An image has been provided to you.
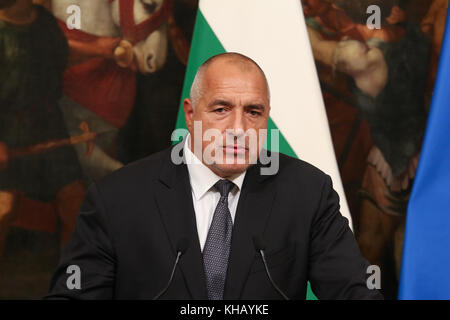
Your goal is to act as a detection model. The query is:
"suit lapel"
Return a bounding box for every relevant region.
[154,146,277,300]
[154,148,208,300]
[224,161,277,299]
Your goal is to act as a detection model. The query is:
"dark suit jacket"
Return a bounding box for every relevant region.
[46,145,382,300]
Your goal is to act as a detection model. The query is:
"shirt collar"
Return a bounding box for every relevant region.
[184,133,246,201]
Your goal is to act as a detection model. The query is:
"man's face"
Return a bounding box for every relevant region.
[184,60,270,178]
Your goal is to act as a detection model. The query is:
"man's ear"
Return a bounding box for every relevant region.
[183,98,194,132]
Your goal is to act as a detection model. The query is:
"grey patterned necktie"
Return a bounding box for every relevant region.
[203,179,235,300]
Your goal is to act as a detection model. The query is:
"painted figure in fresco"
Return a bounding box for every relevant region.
[303,0,432,291]
[116,0,195,164]
[0,0,85,258]
[51,0,189,181]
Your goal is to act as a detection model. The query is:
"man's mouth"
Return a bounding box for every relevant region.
[222,145,248,155]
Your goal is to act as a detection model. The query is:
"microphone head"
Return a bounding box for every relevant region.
[253,235,266,251]
[176,238,190,255]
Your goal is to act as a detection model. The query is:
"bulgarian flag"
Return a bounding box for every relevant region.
[175,1,352,299]
[176,0,351,226]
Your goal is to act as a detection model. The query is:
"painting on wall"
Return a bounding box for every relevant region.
[0,0,198,298]
[301,0,448,298]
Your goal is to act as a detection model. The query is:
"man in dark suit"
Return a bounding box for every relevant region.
[46,52,382,300]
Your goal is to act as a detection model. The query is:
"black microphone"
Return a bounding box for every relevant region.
[253,236,290,300]
[153,238,189,300]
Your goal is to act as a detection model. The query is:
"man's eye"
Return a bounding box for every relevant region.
[249,110,261,116]
[214,108,226,113]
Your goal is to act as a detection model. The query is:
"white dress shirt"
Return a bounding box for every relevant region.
[184,134,246,252]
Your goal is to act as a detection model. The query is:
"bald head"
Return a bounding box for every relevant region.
[190,52,270,108]
[183,52,271,177]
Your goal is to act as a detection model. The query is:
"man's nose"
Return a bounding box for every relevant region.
[229,109,246,132]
